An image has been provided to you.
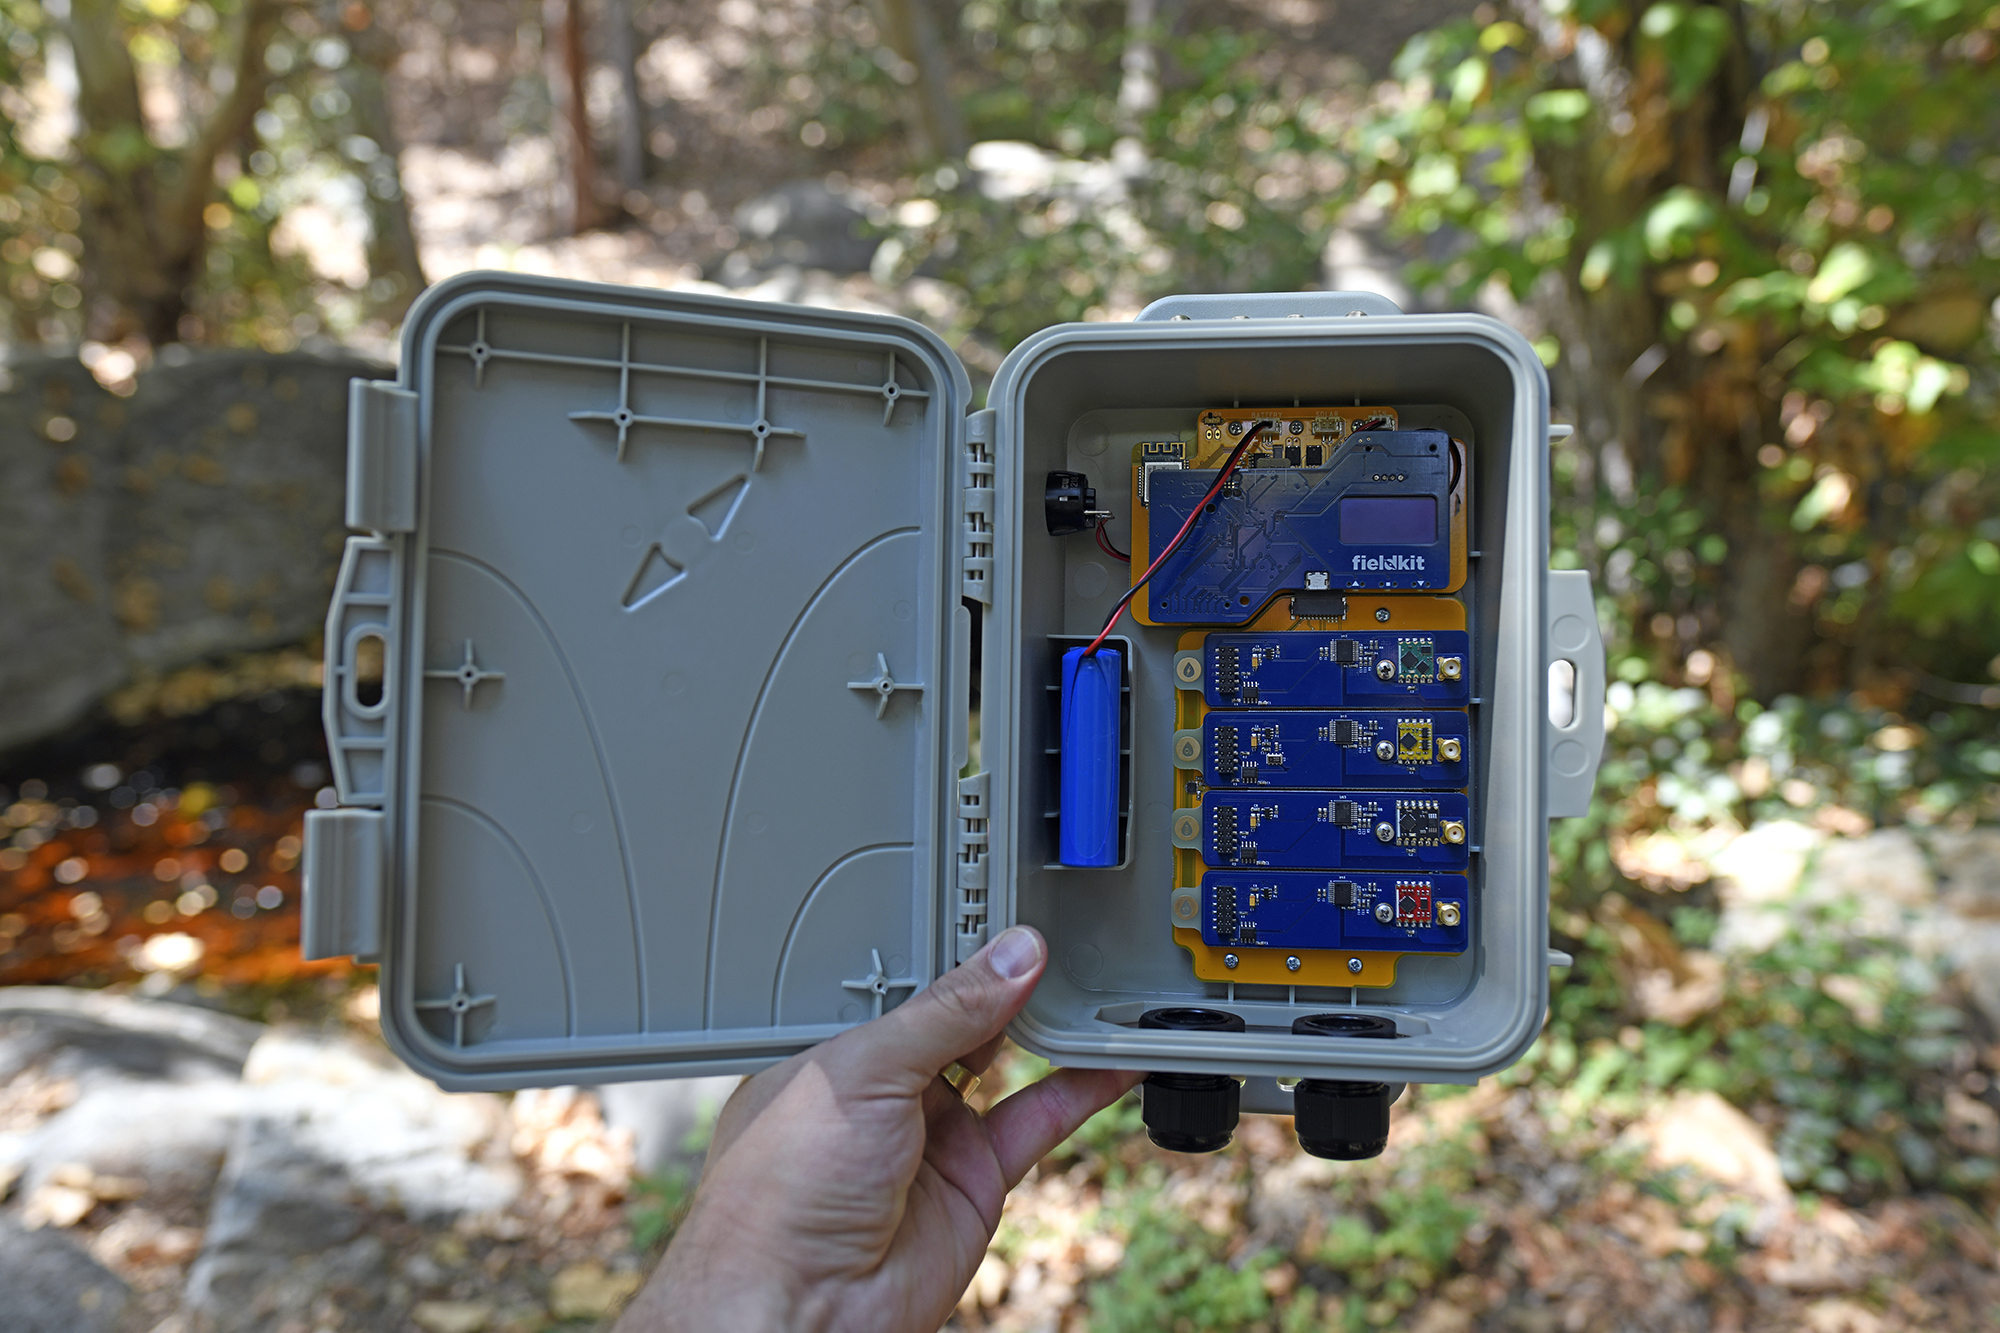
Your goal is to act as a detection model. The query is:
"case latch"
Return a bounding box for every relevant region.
[347,379,419,533]
[300,807,384,961]
[961,409,996,605]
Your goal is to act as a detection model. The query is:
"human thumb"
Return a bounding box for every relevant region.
[839,926,1046,1093]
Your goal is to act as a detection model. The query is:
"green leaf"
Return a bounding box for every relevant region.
[1643,187,1716,259]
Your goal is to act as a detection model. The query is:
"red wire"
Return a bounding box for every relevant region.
[1095,522,1129,562]
[1081,421,1269,658]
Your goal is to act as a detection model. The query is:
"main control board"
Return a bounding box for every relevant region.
[1143,406,1477,989]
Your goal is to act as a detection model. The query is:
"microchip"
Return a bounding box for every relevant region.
[1330,879,1356,907]
[1396,719,1434,764]
[1305,444,1323,467]
[1332,719,1361,747]
[1237,924,1258,945]
[1397,803,1443,843]
[1241,680,1260,703]
[1333,638,1359,665]
[1330,799,1358,828]
[1394,881,1433,926]
[1284,444,1302,467]
[1398,638,1436,681]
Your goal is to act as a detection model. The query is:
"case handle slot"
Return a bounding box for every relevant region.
[322,536,401,806]
[1545,568,1606,818]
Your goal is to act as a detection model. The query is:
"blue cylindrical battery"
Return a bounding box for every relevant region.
[1059,647,1122,867]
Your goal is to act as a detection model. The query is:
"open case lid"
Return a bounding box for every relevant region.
[305,273,977,1089]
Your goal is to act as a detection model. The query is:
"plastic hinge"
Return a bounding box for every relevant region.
[300,807,384,960]
[961,409,996,605]
[347,379,419,533]
[322,535,400,806]
[955,770,991,962]
[1545,568,1607,818]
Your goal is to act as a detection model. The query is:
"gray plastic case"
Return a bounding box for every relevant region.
[303,274,1605,1102]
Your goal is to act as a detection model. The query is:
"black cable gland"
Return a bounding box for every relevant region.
[1290,1013,1397,1161]
[1138,1007,1247,1154]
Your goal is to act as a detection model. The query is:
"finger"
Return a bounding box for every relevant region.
[838,926,1046,1095]
[983,1067,1146,1187]
[958,1032,1008,1080]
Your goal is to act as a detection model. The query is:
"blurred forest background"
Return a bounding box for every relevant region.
[2,1,1999,1330]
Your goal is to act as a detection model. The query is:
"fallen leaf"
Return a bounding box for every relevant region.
[412,1299,495,1333]
[549,1262,643,1321]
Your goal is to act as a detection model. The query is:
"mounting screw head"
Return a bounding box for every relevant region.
[1375,739,1396,761]
[1375,607,1391,623]
[1374,901,1395,924]
[1176,655,1203,684]
[1223,953,1239,969]
[1347,956,1364,974]
[1374,659,1396,681]
[1374,821,1396,843]
[1439,903,1462,927]
[1175,734,1201,764]
[1286,955,1302,972]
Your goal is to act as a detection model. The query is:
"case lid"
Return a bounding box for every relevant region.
[314,273,976,1089]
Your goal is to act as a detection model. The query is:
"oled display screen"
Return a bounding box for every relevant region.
[1340,495,1437,545]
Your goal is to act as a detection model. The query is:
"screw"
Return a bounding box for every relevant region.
[1374,659,1396,681]
[1439,738,1462,762]
[1374,821,1396,843]
[1176,735,1200,763]
[1347,957,1364,974]
[1375,607,1391,622]
[1375,739,1396,761]
[1224,953,1239,969]
[1177,656,1202,683]
[1438,903,1462,927]
[1286,955,1301,972]
[1374,901,1395,923]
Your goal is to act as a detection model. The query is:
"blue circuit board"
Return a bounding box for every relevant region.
[1146,430,1458,624]
[1202,710,1470,788]
[1202,630,1471,708]
[1202,871,1470,952]
[1203,790,1472,872]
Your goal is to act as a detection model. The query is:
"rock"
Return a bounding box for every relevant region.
[180,1030,519,1333]
[594,1076,739,1177]
[548,1261,644,1321]
[412,1300,495,1333]
[0,348,383,755]
[0,988,262,1206]
[0,1213,133,1333]
[1633,1091,1790,1239]
[1709,821,1825,953]
[727,179,881,276]
[1925,829,2000,1029]
[234,1030,520,1218]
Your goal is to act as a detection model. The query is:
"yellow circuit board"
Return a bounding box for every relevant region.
[1168,593,1470,987]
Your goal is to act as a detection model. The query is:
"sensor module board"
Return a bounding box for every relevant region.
[1201,790,1472,873]
[1203,871,1469,952]
[1197,630,1472,707]
[1190,710,1470,788]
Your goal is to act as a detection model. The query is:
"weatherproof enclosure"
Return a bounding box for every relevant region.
[302,274,1604,1108]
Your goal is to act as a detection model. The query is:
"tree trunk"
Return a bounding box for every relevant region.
[341,10,428,320]
[873,0,967,163]
[603,0,648,195]
[544,0,609,234]
[67,0,283,345]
